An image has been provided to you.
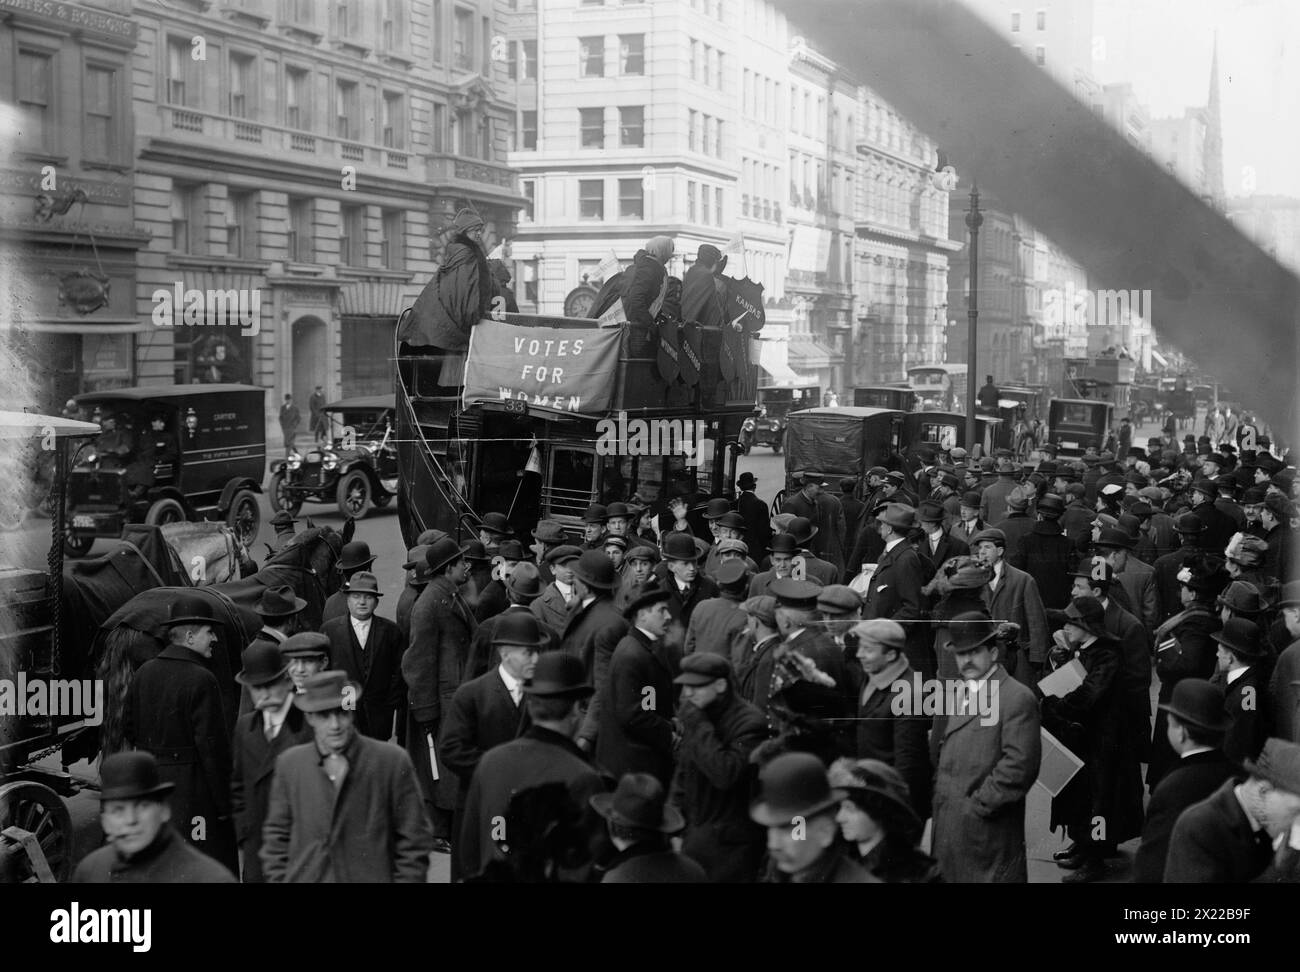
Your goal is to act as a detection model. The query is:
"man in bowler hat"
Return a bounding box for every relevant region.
[322,540,378,623]
[322,571,405,741]
[593,773,706,882]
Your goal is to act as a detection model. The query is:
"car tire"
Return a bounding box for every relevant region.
[145,497,187,527]
[63,531,94,558]
[337,469,371,520]
[269,472,303,516]
[226,488,261,548]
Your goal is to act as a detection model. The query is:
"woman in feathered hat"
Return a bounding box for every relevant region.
[402,207,494,355]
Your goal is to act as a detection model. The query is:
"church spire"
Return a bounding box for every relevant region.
[1203,33,1225,207]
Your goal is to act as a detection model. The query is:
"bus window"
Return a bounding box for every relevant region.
[545,446,596,518]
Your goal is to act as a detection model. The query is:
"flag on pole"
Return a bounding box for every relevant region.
[721,231,747,279]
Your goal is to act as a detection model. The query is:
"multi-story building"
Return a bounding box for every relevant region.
[0,0,146,414]
[854,92,956,385]
[1100,83,1151,151]
[129,0,523,435]
[1148,41,1225,211]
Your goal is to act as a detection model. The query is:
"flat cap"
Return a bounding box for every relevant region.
[674,653,733,686]
[816,585,862,616]
[768,577,822,609]
[740,595,778,627]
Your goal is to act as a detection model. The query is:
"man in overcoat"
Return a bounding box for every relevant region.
[261,671,433,882]
[736,471,772,565]
[124,594,238,872]
[930,612,1042,883]
[972,527,1049,683]
[230,641,312,883]
[322,571,404,741]
[684,559,750,657]
[862,503,931,680]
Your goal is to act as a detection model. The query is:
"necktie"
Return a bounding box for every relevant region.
[510,685,522,707]
[264,719,276,743]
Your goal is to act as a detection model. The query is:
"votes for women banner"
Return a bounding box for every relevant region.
[462,318,623,415]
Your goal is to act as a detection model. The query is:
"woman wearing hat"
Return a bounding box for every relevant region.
[828,758,942,883]
[1149,553,1232,790]
[402,207,494,357]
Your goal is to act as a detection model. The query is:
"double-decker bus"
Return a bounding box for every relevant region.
[906,364,967,413]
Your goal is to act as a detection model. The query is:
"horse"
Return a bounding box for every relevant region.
[158,521,258,585]
[89,521,353,762]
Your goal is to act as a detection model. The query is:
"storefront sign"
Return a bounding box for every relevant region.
[462,319,623,415]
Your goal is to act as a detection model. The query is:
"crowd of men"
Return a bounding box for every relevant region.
[77,428,1300,884]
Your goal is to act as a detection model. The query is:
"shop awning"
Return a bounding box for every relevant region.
[788,339,842,370]
[758,340,804,384]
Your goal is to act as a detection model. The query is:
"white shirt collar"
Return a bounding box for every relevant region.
[635,625,659,642]
[350,615,372,642]
[498,664,522,697]
[884,536,904,553]
[1233,784,1264,832]
[263,691,295,732]
[1179,745,1215,759]
[784,627,806,643]
[1226,665,1250,685]
[581,594,597,609]
[554,579,573,597]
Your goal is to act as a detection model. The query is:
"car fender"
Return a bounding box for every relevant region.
[340,458,379,484]
[219,477,263,513]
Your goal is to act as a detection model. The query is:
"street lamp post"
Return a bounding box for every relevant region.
[965,184,983,452]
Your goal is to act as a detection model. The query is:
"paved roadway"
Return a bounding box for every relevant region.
[8,415,1176,883]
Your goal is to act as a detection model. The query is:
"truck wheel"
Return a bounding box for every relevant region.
[337,469,371,520]
[145,497,186,526]
[226,489,261,548]
[268,472,304,516]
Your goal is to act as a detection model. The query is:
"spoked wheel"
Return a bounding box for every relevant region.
[63,527,94,558]
[145,497,186,526]
[269,472,303,516]
[336,469,371,520]
[0,781,73,882]
[226,488,261,548]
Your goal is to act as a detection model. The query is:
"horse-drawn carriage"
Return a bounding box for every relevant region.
[1,408,352,882]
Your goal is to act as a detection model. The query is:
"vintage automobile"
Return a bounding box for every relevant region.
[900,411,1002,458]
[781,407,908,499]
[742,384,819,453]
[1048,398,1115,457]
[269,395,398,520]
[852,385,918,411]
[64,385,266,557]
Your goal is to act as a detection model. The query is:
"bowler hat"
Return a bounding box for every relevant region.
[293,670,358,713]
[505,562,542,599]
[1217,580,1267,618]
[1037,493,1065,516]
[99,751,175,802]
[1064,595,1109,639]
[715,559,751,591]
[254,585,308,618]
[943,611,1000,652]
[621,581,673,620]
[816,584,861,617]
[1242,738,1300,796]
[847,618,905,651]
[462,537,491,561]
[572,550,617,590]
[1157,678,1229,733]
[522,651,594,698]
[403,545,430,571]
[960,491,983,509]
[532,519,568,544]
[740,595,778,628]
[581,503,608,524]
[235,641,289,687]
[1093,528,1135,550]
[425,537,466,573]
[591,773,685,835]
[280,631,331,659]
[1068,556,1113,588]
[544,544,582,566]
[1275,580,1300,609]
[768,534,798,556]
[969,528,1006,548]
[749,752,845,826]
[662,532,701,562]
[1212,617,1269,660]
[703,498,732,520]
[917,500,946,523]
[417,528,448,546]
[785,516,819,546]
[493,611,546,648]
[714,511,747,533]
[769,577,822,609]
[737,472,757,490]
[343,571,384,596]
[1174,512,1206,534]
[674,652,733,686]
[497,539,525,561]
[876,503,915,531]
[160,592,222,628]
[603,502,632,522]
[271,510,296,529]
[476,511,512,537]
[337,540,376,572]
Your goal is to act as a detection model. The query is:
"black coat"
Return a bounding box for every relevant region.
[124,643,237,873]
[1131,749,1233,883]
[595,627,680,785]
[1190,499,1237,556]
[664,575,720,628]
[1149,605,1221,788]
[466,605,558,682]
[780,489,847,574]
[322,614,405,741]
[736,490,772,565]
[459,726,606,880]
[563,595,630,749]
[862,540,931,679]
[1009,522,1076,609]
[855,660,932,819]
[992,512,1035,562]
[230,705,313,883]
[668,691,768,882]
[914,531,970,586]
[71,825,236,884]
[1164,778,1274,882]
[600,841,708,883]
[1153,544,1204,623]
[1211,666,1272,767]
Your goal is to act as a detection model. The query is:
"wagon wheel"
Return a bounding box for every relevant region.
[0,781,73,882]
